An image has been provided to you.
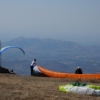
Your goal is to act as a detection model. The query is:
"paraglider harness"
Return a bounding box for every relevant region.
[75,68,83,74]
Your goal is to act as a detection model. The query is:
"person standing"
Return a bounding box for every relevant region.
[30,59,36,76]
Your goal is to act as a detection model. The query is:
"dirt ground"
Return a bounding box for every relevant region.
[0,74,100,100]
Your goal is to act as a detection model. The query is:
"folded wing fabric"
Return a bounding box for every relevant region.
[59,82,100,95]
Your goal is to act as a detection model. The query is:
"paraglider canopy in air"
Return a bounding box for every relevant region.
[0,46,25,55]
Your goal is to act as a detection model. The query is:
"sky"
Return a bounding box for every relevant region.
[0,0,100,45]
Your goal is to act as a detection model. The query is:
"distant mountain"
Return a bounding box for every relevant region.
[2,37,82,53]
[1,37,100,75]
[2,37,100,54]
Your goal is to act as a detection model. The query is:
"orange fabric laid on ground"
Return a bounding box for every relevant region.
[38,66,100,79]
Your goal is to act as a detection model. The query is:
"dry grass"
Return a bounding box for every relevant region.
[0,74,100,100]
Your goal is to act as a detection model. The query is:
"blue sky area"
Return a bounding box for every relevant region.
[0,0,100,45]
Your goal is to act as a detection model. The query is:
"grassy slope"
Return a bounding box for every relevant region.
[0,74,100,100]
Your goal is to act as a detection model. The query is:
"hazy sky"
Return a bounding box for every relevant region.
[0,0,100,45]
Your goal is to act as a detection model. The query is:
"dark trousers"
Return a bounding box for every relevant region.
[30,66,33,76]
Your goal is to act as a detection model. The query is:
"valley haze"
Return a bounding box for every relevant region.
[0,37,100,76]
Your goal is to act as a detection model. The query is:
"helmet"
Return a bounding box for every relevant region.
[77,66,80,69]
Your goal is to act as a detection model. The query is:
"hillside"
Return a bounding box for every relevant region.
[0,66,15,74]
[0,74,100,100]
[1,37,100,75]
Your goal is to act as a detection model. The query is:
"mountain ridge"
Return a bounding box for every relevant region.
[1,37,100,75]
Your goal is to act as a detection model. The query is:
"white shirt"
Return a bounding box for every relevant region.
[31,61,36,67]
